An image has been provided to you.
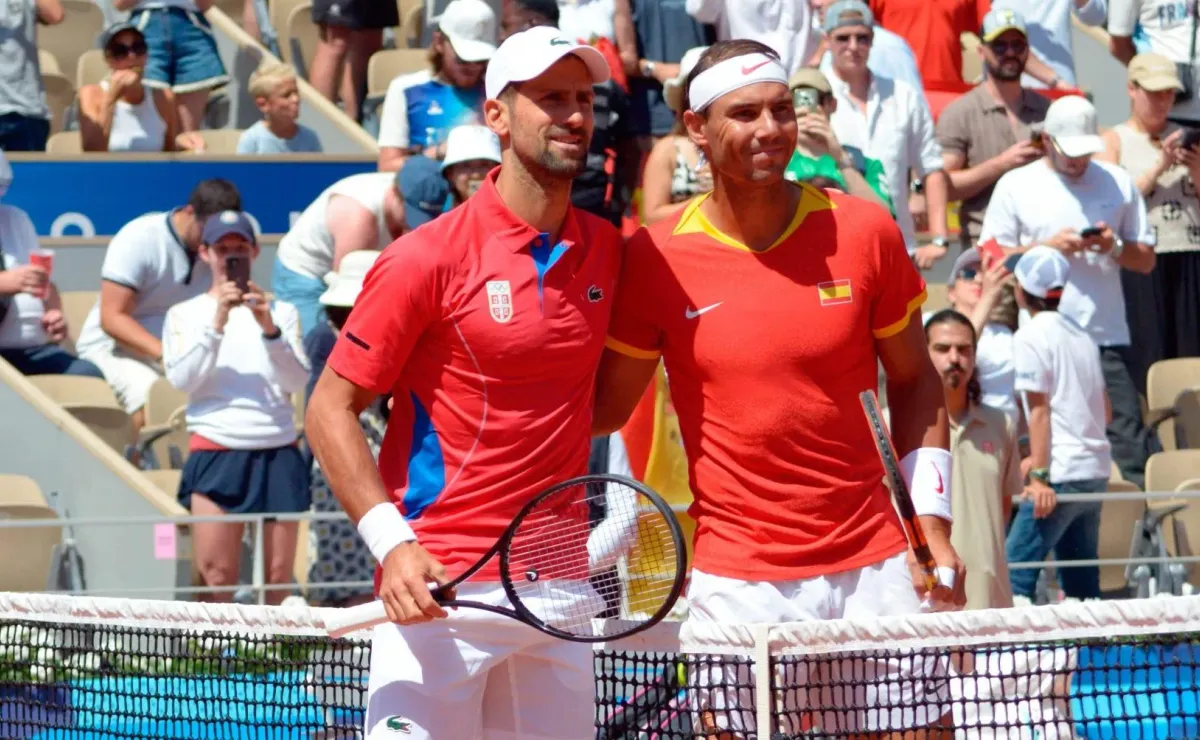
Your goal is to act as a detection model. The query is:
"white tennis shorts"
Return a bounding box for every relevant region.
[686,551,952,735]
[364,582,598,740]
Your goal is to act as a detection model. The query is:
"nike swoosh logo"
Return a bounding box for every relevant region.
[741,60,771,75]
[934,468,944,495]
[685,302,723,319]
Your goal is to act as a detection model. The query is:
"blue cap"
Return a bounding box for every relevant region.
[397,155,452,229]
[823,0,874,33]
[203,210,256,245]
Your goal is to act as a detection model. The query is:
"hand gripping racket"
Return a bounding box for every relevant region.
[323,474,687,642]
[859,390,951,598]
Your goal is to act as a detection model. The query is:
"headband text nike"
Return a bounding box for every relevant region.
[687,53,789,113]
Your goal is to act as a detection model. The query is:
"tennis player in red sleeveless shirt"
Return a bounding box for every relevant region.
[594,40,967,737]
[306,27,620,740]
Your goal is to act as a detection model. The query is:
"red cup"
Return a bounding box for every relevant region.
[29,249,53,299]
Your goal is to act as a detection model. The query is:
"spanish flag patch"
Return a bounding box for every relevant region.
[817,279,853,306]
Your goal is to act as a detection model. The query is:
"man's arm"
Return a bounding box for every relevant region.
[1075,0,1108,26]
[922,168,950,239]
[326,195,381,272]
[376,84,413,173]
[593,349,658,435]
[99,280,163,360]
[34,0,64,25]
[1106,0,1139,65]
[1023,54,1069,88]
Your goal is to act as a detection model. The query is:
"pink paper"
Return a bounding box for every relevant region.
[153,523,176,560]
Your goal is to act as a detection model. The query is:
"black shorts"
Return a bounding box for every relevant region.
[311,0,399,31]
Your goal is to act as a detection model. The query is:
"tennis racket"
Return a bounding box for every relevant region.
[858,390,947,595]
[323,474,687,642]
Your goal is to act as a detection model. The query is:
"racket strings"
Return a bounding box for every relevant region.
[504,480,681,637]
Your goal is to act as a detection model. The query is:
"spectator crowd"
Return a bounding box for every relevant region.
[3,0,1200,609]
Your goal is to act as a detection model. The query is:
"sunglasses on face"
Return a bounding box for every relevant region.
[958,268,981,281]
[832,32,871,45]
[108,40,148,60]
[989,39,1027,56]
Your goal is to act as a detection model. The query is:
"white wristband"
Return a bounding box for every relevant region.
[357,503,417,564]
[899,447,953,523]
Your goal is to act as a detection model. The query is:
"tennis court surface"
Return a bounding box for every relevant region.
[1,592,1197,739]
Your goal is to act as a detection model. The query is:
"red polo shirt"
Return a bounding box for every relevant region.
[327,168,622,580]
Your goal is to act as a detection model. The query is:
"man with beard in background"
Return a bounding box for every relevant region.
[937,8,1051,252]
[926,309,1019,610]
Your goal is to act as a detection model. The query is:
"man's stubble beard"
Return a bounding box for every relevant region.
[987,60,1023,82]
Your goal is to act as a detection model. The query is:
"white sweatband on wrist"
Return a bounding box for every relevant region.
[687,53,788,112]
[357,503,417,563]
[899,447,954,523]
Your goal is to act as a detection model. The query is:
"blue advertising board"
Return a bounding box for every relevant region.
[7,159,377,237]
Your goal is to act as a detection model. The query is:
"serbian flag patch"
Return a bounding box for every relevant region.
[817,279,853,306]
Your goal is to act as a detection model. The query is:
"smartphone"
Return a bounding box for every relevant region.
[792,87,821,112]
[1079,226,1103,239]
[1183,127,1200,151]
[1003,252,1023,273]
[1029,129,1044,150]
[225,255,250,293]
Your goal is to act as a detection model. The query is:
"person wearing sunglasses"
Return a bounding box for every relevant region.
[77,23,198,153]
[937,9,1050,253]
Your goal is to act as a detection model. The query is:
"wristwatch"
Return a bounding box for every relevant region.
[640,59,657,77]
[1029,468,1051,484]
[931,236,950,249]
[1111,236,1126,259]
[262,327,282,340]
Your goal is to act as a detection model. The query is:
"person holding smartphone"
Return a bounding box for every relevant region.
[784,67,894,212]
[162,210,311,605]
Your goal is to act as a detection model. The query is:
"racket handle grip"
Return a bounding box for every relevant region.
[324,600,388,639]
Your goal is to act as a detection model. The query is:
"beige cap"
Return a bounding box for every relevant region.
[1128,52,1184,92]
[787,67,832,95]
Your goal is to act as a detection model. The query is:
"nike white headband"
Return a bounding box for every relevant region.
[687,53,789,113]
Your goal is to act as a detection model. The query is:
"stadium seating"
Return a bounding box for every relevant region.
[38,0,104,97]
[283,3,320,79]
[363,48,426,133]
[75,49,107,91]
[1144,450,1200,591]
[38,48,61,76]
[1098,480,1144,595]
[26,375,133,457]
[1147,358,1200,451]
[46,130,84,154]
[43,71,75,135]
[138,379,189,470]
[0,475,62,592]
[192,128,246,154]
[924,283,950,314]
[398,0,426,48]
[58,291,97,355]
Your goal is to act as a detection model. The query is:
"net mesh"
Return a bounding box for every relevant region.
[1,593,1198,739]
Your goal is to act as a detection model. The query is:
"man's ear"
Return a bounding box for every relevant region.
[484,96,511,143]
[682,109,708,151]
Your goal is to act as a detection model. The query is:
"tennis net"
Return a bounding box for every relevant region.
[1,593,1198,739]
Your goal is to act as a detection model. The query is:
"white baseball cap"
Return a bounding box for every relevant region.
[320,250,382,307]
[1013,246,1070,299]
[664,45,709,112]
[484,25,611,100]
[441,124,502,170]
[438,0,497,64]
[1043,95,1104,158]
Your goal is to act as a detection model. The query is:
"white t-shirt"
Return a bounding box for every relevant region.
[162,294,310,449]
[977,159,1155,347]
[559,0,616,42]
[0,205,47,350]
[76,212,211,358]
[1013,310,1111,483]
[829,72,944,251]
[1109,0,1200,122]
[276,173,396,281]
[685,0,816,75]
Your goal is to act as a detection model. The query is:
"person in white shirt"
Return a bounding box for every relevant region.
[163,210,310,606]
[1006,246,1112,605]
[823,0,952,266]
[935,247,1020,424]
[685,0,816,75]
[75,179,242,434]
[992,0,1107,89]
[1109,0,1200,124]
[272,171,407,337]
[0,154,102,379]
[811,0,924,92]
[978,95,1157,488]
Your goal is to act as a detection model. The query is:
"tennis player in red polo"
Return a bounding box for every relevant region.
[594,39,967,737]
[305,26,619,740]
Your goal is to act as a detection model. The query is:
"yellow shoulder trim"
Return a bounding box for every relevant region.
[872,290,928,339]
[670,183,835,253]
[605,336,662,360]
